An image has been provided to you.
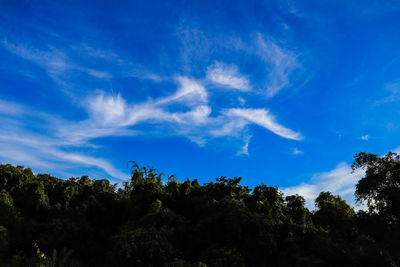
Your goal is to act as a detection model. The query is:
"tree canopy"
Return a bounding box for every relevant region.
[0,152,399,266]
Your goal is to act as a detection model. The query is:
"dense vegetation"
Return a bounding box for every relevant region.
[0,152,399,266]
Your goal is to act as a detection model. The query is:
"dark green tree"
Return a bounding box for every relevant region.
[352,152,400,265]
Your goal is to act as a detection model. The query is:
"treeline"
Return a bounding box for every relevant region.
[0,152,399,266]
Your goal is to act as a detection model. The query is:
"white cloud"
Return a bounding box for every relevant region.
[2,39,69,76]
[73,43,121,62]
[224,108,303,140]
[50,150,127,179]
[209,119,248,137]
[19,86,302,168]
[86,69,112,79]
[84,92,175,130]
[283,147,400,210]
[0,99,129,179]
[89,93,127,125]
[0,36,305,177]
[375,81,400,105]
[0,132,128,180]
[58,126,137,145]
[385,81,400,93]
[156,76,207,107]
[128,71,166,82]
[1,39,115,85]
[237,135,252,156]
[361,134,369,140]
[282,162,365,209]
[256,35,299,97]
[174,105,212,125]
[176,28,303,98]
[0,26,308,181]
[0,99,26,116]
[78,77,213,140]
[206,62,251,91]
[237,97,246,105]
[177,27,212,71]
[292,148,303,155]
[0,143,60,170]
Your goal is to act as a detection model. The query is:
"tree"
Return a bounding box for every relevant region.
[352,152,400,223]
[284,195,311,225]
[1,159,399,266]
[313,192,356,239]
[352,152,400,265]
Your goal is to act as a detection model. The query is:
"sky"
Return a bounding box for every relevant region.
[1,0,400,208]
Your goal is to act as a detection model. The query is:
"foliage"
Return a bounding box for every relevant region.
[0,153,398,266]
[352,152,400,265]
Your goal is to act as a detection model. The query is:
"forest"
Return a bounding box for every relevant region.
[0,152,399,266]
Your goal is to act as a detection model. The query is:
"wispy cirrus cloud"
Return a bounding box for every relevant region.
[156,76,208,106]
[0,92,301,180]
[0,129,128,180]
[1,39,113,85]
[0,99,128,179]
[176,26,303,98]
[375,80,400,105]
[224,108,303,140]
[10,33,302,134]
[361,134,369,140]
[1,39,69,76]
[0,62,303,178]
[80,85,302,143]
[237,135,252,156]
[256,35,300,97]
[206,62,251,91]
[292,147,303,155]
[0,26,305,179]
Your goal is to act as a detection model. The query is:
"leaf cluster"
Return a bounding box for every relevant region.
[0,154,398,266]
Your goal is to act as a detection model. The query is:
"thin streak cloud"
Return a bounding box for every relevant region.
[224,108,303,140]
[206,62,251,91]
[256,35,299,97]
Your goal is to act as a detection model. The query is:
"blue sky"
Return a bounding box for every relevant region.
[1,0,400,207]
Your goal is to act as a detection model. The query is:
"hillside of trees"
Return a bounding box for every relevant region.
[0,152,399,266]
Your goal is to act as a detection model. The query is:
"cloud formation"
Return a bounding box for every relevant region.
[361,134,369,140]
[0,129,128,180]
[0,28,304,180]
[256,35,299,97]
[1,38,115,88]
[80,83,301,145]
[236,135,252,156]
[282,162,364,209]
[224,108,303,140]
[0,62,303,178]
[156,76,208,107]
[292,148,303,155]
[206,62,251,91]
